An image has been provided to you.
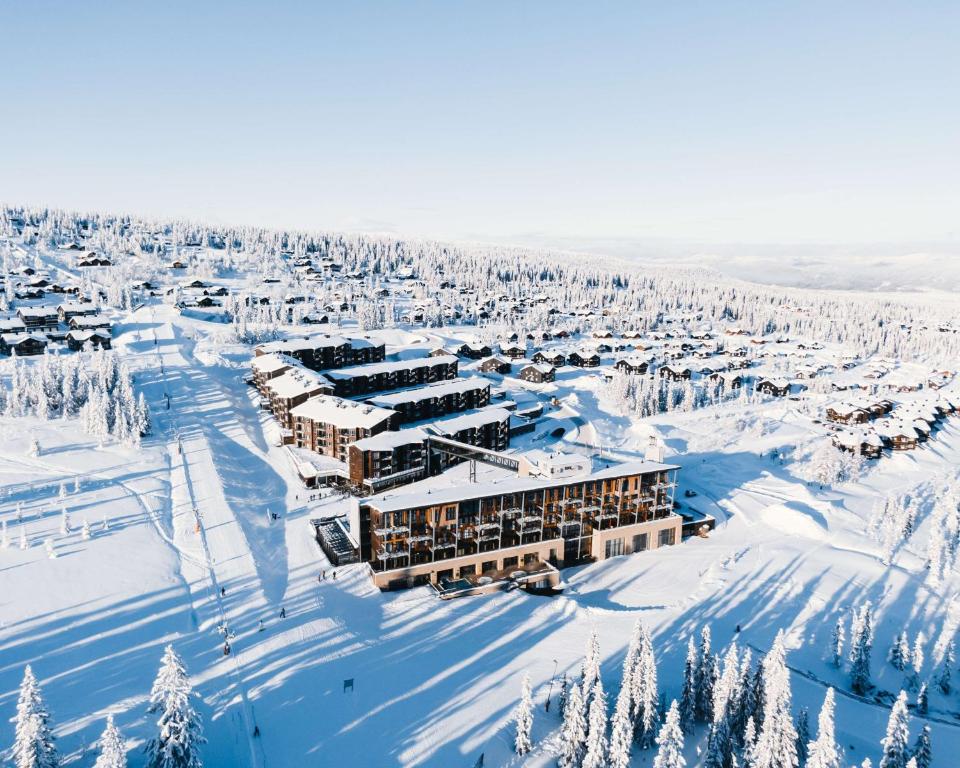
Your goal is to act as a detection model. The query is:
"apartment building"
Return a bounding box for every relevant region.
[291,396,397,463]
[255,334,385,371]
[322,355,459,398]
[354,457,680,590]
[263,368,334,430]
[366,377,490,425]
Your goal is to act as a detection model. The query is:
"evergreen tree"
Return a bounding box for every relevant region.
[93,715,127,768]
[794,708,809,767]
[608,678,633,768]
[11,665,59,768]
[909,725,931,768]
[704,718,733,768]
[830,616,844,669]
[741,717,758,768]
[514,673,533,756]
[937,641,953,695]
[909,634,924,689]
[679,636,697,735]
[753,632,798,768]
[850,604,874,695]
[653,700,686,768]
[695,625,714,722]
[915,683,927,716]
[806,688,840,768]
[581,630,601,708]
[144,645,204,768]
[749,656,766,730]
[878,691,910,768]
[559,682,587,768]
[889,632,909,672]
[582,679,608,768]
[732,649,754,747]
[632,622,660,748]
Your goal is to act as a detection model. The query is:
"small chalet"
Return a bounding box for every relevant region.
[457,342,492,360]
[532,350,566,366]
[709,371,743,389]
[832,431,884,460]
[755,378,790,397]
[498,342,526,360]
[520,364,556,383]
[480,357,512,375]
[17,307,59,330]
[67,330,112,351]
[659,364,692,382]
[614,356,650,375]
[57,302,98,323]
[1,333,48,356]
[567,350,600,368]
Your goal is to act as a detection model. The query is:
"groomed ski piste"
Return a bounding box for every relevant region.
[2,232,960,768]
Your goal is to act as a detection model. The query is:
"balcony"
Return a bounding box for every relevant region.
[374,525,410,538]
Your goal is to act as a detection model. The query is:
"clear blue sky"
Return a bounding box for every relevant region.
[2,1,958,247]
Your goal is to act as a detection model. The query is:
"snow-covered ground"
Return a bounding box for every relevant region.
[1,295,958,767]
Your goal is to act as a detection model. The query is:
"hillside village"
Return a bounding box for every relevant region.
[1,206,960,768]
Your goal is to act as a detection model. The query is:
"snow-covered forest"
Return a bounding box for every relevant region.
[0,204,959,768]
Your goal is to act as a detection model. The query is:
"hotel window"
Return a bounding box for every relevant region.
[658,528,676,547]
[604,538,624,558]
[632,533,648,552]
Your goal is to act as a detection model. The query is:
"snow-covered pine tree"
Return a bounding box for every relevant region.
[742,716,758,768]
[608,677,633,768]
[581,629,600,709]
[937,641,953,694]
[731,648,754,747]
[144,645,204,768]
[513,673,533,756]
[805,688,840,768]
[830,616,844,669]
[915,683,927,716]
[703,717,732,768]
[93,715,127,768]
[1,519,8,548]
[632,621,660,748]
[749,656,766,730]
[11,665,59,768]
[794,708,809,767]
[879,690,910,768]
[753,631,798,768]
[59,508,70,536]
[679,636,697,735]
[653,700,686,768]
[695,625,714,723]
[889,632,910,672]
[582,679,608,768]
[909,633,924,689]
[558,682,587,768]
[909,724,931,768]
[849,603,874,695]
[82,519,91,540]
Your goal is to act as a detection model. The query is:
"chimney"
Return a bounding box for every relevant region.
[644,435,665,463]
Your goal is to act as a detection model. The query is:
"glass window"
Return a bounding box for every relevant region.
[658,528,676,547]
[604,538,624,558]
[632,533,648,552]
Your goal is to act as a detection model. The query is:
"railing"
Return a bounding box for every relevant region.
[374,525,410,538]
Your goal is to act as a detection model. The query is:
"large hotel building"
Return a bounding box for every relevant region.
[351,455,680,591]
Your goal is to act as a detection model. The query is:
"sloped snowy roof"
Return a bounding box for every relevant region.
[323,355,458,380]
[361,458,679,513]
[366,377,489,408]
[290,395,395,428]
